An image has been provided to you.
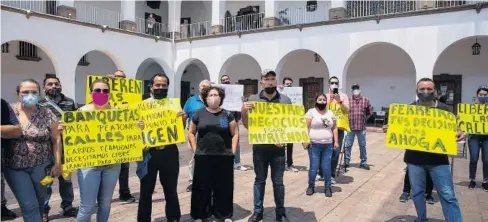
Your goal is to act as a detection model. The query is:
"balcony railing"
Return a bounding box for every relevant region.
[220,13,265,34]
[179,21,211,40]
[2,0,57,15]
[135,17,170,38]
[74,3,121,28]
[277,4,329,26]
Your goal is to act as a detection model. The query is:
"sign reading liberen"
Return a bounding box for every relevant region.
[85,75,143,107]
[328,101,351,132]
[385,103,457,155]
[277,87,303,106]
[62,109,145,171]
[457,103,488,135]
[248,102,310,144]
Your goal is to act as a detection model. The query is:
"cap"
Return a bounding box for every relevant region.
[261,69,277,77]
[352,84,360,90]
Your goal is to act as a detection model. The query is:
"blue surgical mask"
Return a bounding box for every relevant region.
[479,97,488,103]
[22,93,38,107]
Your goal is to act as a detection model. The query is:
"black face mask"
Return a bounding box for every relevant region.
[222,81,230,84]
[46,88,61,97]
[264,86,277,94]
[153,88,168,99]
[316,103,327,110]
[417,92,435,102]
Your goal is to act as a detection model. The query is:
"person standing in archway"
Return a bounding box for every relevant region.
[281,77,299,173]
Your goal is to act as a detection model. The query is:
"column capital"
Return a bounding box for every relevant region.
[120,0,136,31]
[264,0,279,27]
[329,0,347,20]
[57,0,75,19]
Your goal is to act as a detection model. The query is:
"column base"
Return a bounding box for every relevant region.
[329,7,347,20]
[120,20,136,32]
[57,5,76,19]
[210,25,223,34]
[263,17,279,28]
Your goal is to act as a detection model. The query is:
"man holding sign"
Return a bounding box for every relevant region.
[242,69,291,222]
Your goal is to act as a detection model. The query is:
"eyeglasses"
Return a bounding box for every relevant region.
[93,88,110,94]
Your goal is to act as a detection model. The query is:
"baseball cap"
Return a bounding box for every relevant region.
[352,84,360,90]
[261,69,277,77]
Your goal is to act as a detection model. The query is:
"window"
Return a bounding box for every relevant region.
[1,43,9,53]
[307,1,318,12]
[16,41,41,61]
[46,0,57,15]
[78,55,90,66]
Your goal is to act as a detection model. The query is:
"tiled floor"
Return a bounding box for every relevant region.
[4,127,488,221]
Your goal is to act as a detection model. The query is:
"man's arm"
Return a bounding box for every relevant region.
[366,98,374,120]
[1,104,21,138]
[341,93,350,113]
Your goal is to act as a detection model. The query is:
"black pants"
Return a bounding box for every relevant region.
[403,168,433,195]
[119,163,130,196]
[286,143,293,167]
[191,155,234,220]
[137,145,181,222]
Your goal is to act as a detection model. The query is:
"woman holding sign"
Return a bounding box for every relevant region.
[188,86,238,221]
[303,94,339,197]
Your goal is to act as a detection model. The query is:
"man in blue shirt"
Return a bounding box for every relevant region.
[183,79,210,192]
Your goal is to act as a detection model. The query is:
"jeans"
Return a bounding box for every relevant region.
[119,163,131,196]
[286,143,294,167]
[408,164,462,222]
[324,130,344,178]
[252,147,286,216]
[308,143,333,189]
[234,142,241,165]
[3,161,51,222]
[44,175,75,212]
[403,169,433,196]
[344,130,367,165]
[468,135,488,181]
[77,164,121,222]
[1,173,6,206]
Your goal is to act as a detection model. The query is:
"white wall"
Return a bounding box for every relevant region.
[181,1,212,23]
[276,50,329,89]
[345,43,416,111]
[434,36,488,103]
[225,1,265,16]
[220,54,261,84]
[135,0,169,24]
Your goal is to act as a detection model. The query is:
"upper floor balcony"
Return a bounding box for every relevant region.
[2,0,487,42]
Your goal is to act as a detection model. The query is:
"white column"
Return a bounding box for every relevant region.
[168,0,182,32]
[58,0,74,7]
[121,0,136,22]
[264,0,277,18]
[329,0,347,20]
[211,0,226,26]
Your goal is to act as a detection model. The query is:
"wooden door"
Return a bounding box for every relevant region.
[433,74,462,114]
[238,79,258,101]
[299,77,324,110]
[180,81,191,108]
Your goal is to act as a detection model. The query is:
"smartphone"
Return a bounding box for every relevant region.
[333,88,339,94]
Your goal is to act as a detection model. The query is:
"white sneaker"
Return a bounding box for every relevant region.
[287,165,299,172]
[234,164,248,171]
[331,178,336,184]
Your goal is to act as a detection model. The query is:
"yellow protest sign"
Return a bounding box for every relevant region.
[385,103,457,155]
[328,101,351,132]
[61,109,144,171]
[248,102,310,144]
[457,103,488,135]
[85,75,143,107]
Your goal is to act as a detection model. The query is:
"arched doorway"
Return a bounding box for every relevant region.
[219,53,262,99]
[344,42,416,113]
[136,58,168,99]
[1,40,56,103]
[275,49,329,110]
[433,35,488,113]
[174,58,210,107]
[75,50,118,106]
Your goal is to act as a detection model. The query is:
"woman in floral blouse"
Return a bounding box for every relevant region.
[4,79,62,222]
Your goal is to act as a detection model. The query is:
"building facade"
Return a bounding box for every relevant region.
[2,0,488,112]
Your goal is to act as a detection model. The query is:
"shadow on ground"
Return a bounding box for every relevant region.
[384,215,444,222]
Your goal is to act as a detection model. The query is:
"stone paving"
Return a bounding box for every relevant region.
[4,126,488,221]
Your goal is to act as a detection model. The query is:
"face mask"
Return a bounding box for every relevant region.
[264,86,277,94]
[92,92,109,106]
[352,90,361,96]
[21,93,38,107]
[316,103,326,110]
[479,97,488,103]
[330,84,338,91]
[417,92,435,102]
[207,96,221,108]
[153,88,168,100]
[222,81,230,84]
[46,88,61,97]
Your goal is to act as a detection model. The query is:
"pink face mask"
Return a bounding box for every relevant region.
[92,92,109,106]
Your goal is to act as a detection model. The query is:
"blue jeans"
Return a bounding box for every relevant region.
[252,147,285,216]
[408,164,462,222]
[3,161,51,222]
[344,130,367,165]
[234,142,241,165]
[468,135,488,181]
[308,143,333,189]
[77,164,121,222]
[44,175,74,212]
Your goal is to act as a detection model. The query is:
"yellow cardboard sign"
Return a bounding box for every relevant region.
[248,102,310,144]
[457,103,488,135]
[85,75,143,107]
[328,101,351,132]
[385,103,457,155]
[61,109,145,171]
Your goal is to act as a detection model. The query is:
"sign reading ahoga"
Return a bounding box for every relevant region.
[248,102,310,144]
[385,103,458,155]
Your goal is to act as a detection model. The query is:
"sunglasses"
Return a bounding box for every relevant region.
[93,88,110,94]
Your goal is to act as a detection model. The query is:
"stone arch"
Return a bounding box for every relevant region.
[219,53,262,98]
[135,57,172,98]
[174,58,210,107]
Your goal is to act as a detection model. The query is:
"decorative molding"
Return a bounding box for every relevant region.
[237,31,242,38]
[25,9,33,19]
[375,15,381,24]
[296,24,303,31]
[475,3,483,13]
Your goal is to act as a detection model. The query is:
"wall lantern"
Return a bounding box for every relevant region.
[472,38,481,55]
[314,53,320,62]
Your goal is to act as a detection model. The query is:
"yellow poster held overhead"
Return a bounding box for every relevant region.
[61,109,145,171]
[457,103,488,135]
[328,101,351,132]
[85,75,143,107]
[385,103,458,155]
[248,102,310,144]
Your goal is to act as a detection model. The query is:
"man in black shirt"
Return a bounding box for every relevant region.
[38,76,79,219]
[384,78,463,222]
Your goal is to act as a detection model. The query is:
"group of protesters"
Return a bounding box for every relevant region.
[1,67,487,222]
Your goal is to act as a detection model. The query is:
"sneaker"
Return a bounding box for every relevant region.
[224,219,233,222]
[426,195,434,205]
[248,212,263,222]
[482,181,488,192]
[468,180,476,190]
[62,207,78,217]
[315,175,324,181]
[1,206,16,221]
[344,163,350,169]
[287,165,299,172]
[306,186,314,196]
[119,193,136,203]
[399,192,410,203]
[42,212,49,222]
[331,178,336,184]
[275,214,289,222]
[325,188,333,197]
[234,164,248,171]
[186,184,193,192]
[360,164,370,170]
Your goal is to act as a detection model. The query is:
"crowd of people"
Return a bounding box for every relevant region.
[0,69,486,222]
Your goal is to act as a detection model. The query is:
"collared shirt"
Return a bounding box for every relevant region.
[183,95,206,127]
[325,91,350,112]
[38,94,77,120]
[348,95,373,131]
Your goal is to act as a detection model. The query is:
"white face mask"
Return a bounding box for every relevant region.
[352,90,361,95]
[329,84,338,90]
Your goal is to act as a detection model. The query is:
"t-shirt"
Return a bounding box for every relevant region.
[192,108,235,156]
[403,101,451,166]
[1,99,19,168]
[183,95,206,128]
[306,108,336,144]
